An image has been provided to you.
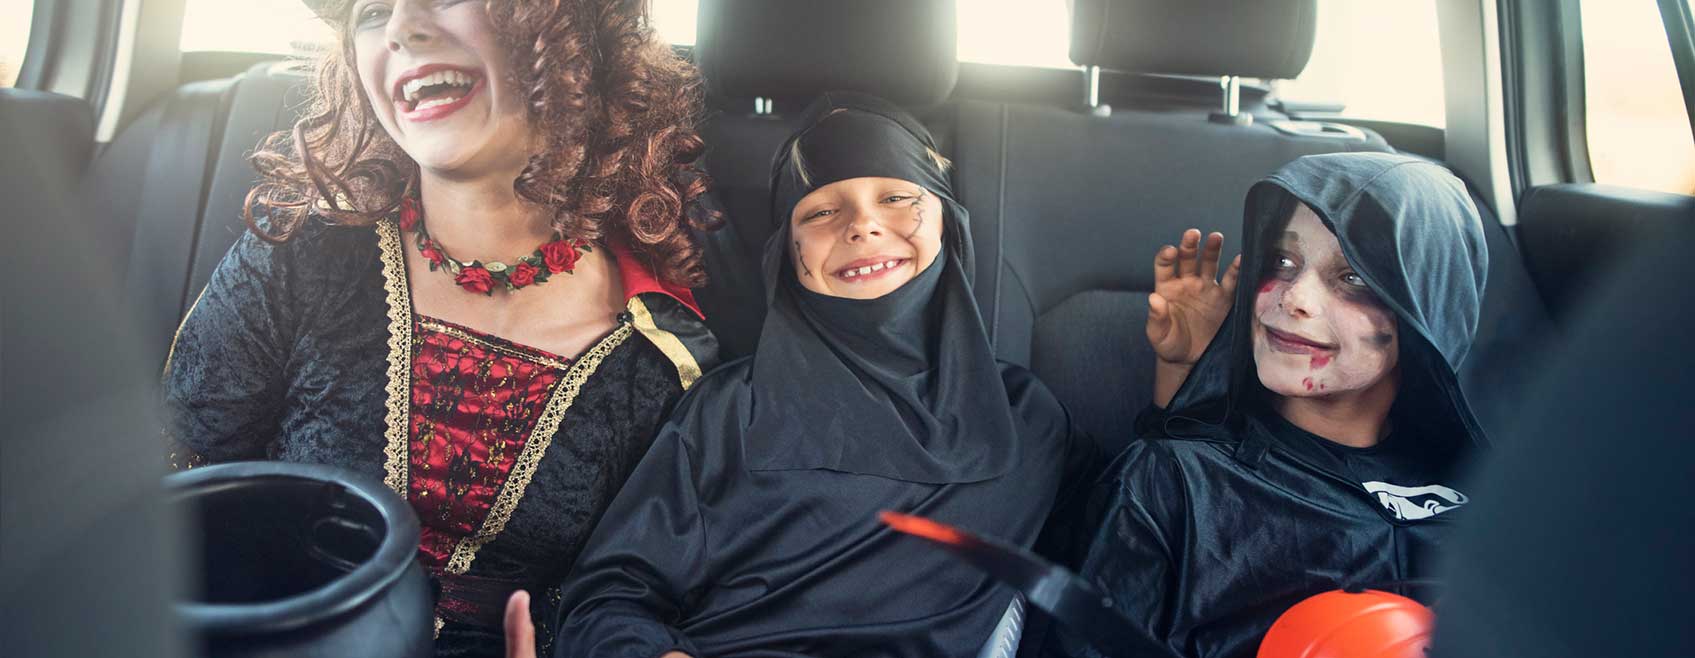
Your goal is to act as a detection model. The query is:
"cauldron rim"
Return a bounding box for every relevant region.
[168,461,421,636]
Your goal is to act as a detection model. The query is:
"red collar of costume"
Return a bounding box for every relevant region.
[606,240,703,320]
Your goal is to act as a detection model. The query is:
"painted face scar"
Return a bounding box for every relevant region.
[1302,376,1314,391]
[905,189,928,240]
[1310,354,1331,369]
[794,241,811,277]
[1259,280,1277,294]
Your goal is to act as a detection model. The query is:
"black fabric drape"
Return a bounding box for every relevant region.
[553,93,1100,658]
[744,92,1018,484]
[1056,153,1490,658]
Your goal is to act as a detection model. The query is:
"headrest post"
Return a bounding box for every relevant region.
[1208,76,1253,126]
[1086,65,1101,108]
[1084,65,1112,117]
[754,97,774,115]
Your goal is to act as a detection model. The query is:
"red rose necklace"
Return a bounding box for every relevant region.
[398,197,592,295]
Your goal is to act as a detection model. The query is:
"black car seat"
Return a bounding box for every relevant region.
[954,0,1393,453]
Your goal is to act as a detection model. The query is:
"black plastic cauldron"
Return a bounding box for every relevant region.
[167,462,434,658]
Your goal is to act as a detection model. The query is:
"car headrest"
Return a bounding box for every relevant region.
[1070,0,1317,80]
[695,0,958,107]
[0,89,95,183]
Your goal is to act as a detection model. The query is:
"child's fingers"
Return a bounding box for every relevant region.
[1199,232,1224,280]
[1147,293,1172,341]
[1153,245,1178,284]
[1221,255,1241,294]
[1176,229,1202,277]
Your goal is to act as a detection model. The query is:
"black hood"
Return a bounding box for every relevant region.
[742,92,1018,484]
[1166,152,1490,458]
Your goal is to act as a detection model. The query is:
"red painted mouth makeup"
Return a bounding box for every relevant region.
[1264,326,1337,356]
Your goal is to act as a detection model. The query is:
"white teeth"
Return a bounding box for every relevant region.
[840,259,908,280]
[401,69,475,103]
[414,97,456,111]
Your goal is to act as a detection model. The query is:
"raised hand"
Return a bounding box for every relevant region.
[1148,229,1240,407]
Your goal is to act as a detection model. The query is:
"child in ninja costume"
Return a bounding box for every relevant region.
[1059,152,1490,658]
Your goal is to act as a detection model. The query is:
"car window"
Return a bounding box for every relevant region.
[177,0,1446,132]
[1269,0,1446,128]
[1579,0,1695,195]
[179,0,330,53]
[1,0,34,87]
[956,0,1073,68]
[180,0,695,53]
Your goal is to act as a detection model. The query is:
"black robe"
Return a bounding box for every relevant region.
[161,216,718,657]
[1058,153,1491,658]
[553,92,1101,658]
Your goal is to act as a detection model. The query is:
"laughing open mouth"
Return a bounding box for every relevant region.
[393,66,484,116]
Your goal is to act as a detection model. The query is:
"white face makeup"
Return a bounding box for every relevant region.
[348,0,533,178]
[789,176,946,300]
[1252,204,1400,398]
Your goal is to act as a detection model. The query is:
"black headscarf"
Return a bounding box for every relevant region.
[742,92,1018,484]
[1165,152,1490,463]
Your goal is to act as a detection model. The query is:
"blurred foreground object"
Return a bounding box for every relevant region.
[2,89,186,658]
[169,462,433,658]
[880,511,1177,658]
[1429,225,1695,658]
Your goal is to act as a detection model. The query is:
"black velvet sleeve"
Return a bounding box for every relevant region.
[552,416,709,658]
[161,229,299,467]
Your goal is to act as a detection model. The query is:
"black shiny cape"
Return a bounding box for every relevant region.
[1060,153,1489,658]
[553,93,1101,657]
[162,217,717,658]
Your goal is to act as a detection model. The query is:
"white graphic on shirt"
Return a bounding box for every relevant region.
[1363,481,1469,521]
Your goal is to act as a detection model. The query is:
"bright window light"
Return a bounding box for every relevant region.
[177,0,1450,131]
[1581,0,1695,195]
[956,0,1075,69]
[180,0,330,53]
[2,0,36,86]
[1273,0,1446,128]
[651,0,698,46]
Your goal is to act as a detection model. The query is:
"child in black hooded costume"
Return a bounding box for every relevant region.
[1058,153,1490,658]
[552,92,1098,657]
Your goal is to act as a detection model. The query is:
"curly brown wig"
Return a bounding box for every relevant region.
[244,0,720,287]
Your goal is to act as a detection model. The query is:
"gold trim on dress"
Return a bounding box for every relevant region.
[376,220,414,496]
[417,317,574,371]
[161,286,209,378]
[626,296,702,390]
[443,322,634,575]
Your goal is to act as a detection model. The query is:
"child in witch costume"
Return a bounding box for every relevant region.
[547,92,1101,658]
[161,1,718,655]
[1055,153,1490,658]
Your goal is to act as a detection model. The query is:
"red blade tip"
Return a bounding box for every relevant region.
[880,510,968,546]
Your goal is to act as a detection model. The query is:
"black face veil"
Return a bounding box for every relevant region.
[743,92,1017,484]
